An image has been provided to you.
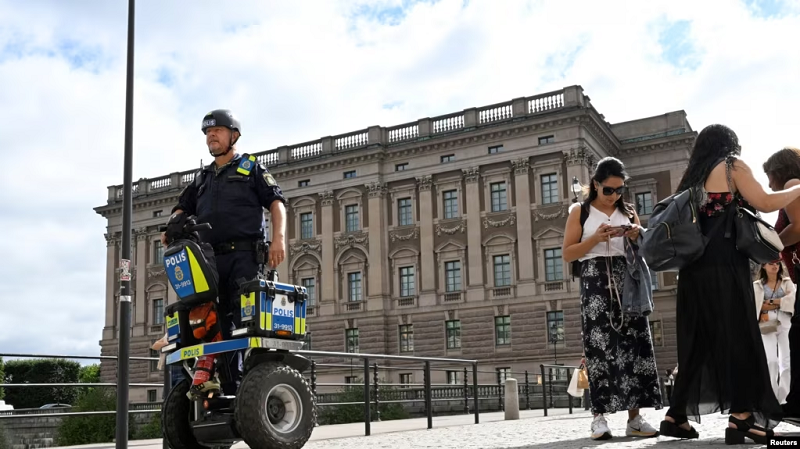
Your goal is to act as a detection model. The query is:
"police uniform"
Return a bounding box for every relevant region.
[172,152,286,395]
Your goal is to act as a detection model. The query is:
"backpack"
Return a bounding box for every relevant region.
[570,201,634,279]
[640,187,709,272]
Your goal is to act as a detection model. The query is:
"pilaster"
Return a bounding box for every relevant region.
[417,175,435,293]
[320,190,336,308]
[104,233,116,330]
[135,230,148,325]
[463,167,484,288]
[366,182,387,309]
[512,158,535,281]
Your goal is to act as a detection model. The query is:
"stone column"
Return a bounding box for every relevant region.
[135,231,148,325]
[104,234,117,339]
[320,191,336,313]
[512,159,535,282]
[366,182,387,309]
[463,167,484,297]
[417,176,435,294]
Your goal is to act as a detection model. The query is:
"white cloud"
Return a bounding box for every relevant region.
[0,0,798,360]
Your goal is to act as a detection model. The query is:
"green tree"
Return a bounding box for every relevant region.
[318,378,410,425]
[77,364,101,399]
[0,357,5,401]
[3,359,81,409]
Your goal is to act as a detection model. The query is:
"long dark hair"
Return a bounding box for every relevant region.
[759,262,785,283]
[676,124,741,193]
[584,156,634,217]
[763,147,800,188]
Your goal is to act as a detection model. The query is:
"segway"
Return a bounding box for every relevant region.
[158,216,315,449]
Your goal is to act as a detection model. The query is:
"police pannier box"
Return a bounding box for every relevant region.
[163,239,219,307]
[239,279,307,340]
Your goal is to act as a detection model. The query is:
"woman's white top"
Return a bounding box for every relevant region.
[579,205,629,261]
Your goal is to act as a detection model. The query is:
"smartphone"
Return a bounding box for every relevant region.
[607,224,632,237]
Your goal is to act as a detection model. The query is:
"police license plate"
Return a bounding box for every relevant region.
[271,294,295,334]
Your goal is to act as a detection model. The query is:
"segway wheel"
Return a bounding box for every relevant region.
[235,362,317,449]
[162,379,214,449]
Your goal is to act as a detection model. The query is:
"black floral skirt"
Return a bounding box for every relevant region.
[580,256,663,415]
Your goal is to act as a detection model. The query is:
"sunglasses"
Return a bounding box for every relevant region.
[767,260,781,265]
[599,185,626,196]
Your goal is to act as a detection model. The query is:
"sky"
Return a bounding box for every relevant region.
[0,0,798,365]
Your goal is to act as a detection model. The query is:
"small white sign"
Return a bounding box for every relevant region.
[120,259,131,281]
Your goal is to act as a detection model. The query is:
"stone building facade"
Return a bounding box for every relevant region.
[94,85,693,402]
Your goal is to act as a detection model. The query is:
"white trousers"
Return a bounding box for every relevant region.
[761,309,792,404]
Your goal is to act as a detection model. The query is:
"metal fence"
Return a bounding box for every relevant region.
[0,350,589,440]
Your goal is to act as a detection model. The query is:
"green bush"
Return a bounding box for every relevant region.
[3,359,80,409]
[56,388,133,446]
[77,364,101,399]
[318,378,410,425]
[133,412,163,440]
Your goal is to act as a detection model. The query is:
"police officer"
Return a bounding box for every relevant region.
[162,109,287,396]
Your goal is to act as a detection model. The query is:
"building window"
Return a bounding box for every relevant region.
[343,170,356,179]
[538,135,555,145]
[447,370,459,385]
[651,271,659,291]
[153,241,164,265]
[494,315,511,346]
[397,198,413,226]
[345,376,359,385]
[443,190,458,219]
[152,299,164,325]
[147,389,157,402]
[348,272,362,302]
[395,163,408,171]
[149,348,159,372]
[303,332,312,350]
[490,182,508,212]
[399,324,414,353]
[497,367,512,382]
[441,154,455,163]
[399,373,413,387]
[493,255,511,287]
[544,249,563,281]
[636,191,654,215]
[300,212,313,240]
[546,311,564,344]
[345,204,359,232]
[302,278,316,306]
[400,266,415,297]
[346,328,359,353]
[298,179,310,187]
[152,210,162,218]
[446,320,461,349]
[445,261,461,292]
[541,173,559,205]
[650,320,663,346]
[488,145,503,154]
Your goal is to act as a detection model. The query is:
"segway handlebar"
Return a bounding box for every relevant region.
[158,222,212,233]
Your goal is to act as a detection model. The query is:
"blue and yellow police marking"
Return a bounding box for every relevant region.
[166,338,251,365]
[166,312,180,341]
[241,292,255,320]
[186,247,209,293]
[237,154,257,175]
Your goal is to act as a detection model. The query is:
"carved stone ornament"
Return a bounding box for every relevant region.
[335,232,369,251]
[483,213,516,229]
[390,227,419,242]
[105,233,116,247]
[148,268,166,279]
[416,175,433,191]
[290,239,322,258]
[462,167,480,183]
[436,221,466,236]
[366,182,387,198]
[319,190,334,206]
[511,158,530,175]
[563,146,593,168]
[533,205,568,222]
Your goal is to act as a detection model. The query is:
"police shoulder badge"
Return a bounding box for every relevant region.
[263,171,277,186]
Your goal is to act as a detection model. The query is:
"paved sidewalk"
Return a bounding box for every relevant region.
[62,408,800,448]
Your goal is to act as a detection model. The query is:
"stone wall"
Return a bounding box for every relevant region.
[0,413,157,449]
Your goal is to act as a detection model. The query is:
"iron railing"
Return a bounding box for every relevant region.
[0,351,598,442]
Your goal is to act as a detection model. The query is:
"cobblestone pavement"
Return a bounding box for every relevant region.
[64,408,800,448]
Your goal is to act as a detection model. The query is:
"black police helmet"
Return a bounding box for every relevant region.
[201,109,241,136]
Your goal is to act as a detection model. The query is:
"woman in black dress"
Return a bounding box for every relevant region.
[660,124,800,444]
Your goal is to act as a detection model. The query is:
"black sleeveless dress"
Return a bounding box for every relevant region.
[667,192,783,429]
